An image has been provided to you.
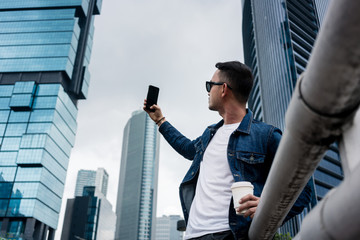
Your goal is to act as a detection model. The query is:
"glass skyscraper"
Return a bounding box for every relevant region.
[61,169,116,240]
[0,1,102,239]
[155,215,184,240]
[242,0,343,236]
[115,110,160,240]
[74,168,109,197]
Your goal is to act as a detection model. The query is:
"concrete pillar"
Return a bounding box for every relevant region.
[34,221,44,240]
[0,218,9,237]
[42,225,49,240]
[47,228,55,240]
[24,218,36,240]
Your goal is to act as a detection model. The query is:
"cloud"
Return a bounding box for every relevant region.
[56,0,243,238]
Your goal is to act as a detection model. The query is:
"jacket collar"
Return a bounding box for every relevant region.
[208,109,253,135]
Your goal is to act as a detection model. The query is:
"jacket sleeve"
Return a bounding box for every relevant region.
[267,126,313,223]
[158,121,200,160]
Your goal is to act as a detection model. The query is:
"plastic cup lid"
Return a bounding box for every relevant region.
[231,181,254,189]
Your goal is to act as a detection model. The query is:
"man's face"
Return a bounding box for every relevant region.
[208,70,223,111]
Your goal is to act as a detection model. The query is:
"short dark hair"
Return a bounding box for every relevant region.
[215,61,254,103]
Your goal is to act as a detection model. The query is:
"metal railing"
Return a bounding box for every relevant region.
[248,0,360,239]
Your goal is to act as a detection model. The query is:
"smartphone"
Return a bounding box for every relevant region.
[146,85,159,112]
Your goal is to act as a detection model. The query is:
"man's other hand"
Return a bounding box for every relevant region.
[237,194,260,219]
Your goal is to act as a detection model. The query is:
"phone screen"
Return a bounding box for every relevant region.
[146,85,159,111]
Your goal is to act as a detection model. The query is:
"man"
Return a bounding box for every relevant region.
[143,61,312,239]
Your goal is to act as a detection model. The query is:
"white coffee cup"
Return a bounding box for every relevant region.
[231,181,254,215]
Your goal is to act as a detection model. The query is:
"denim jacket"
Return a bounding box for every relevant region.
[159,110,312,239]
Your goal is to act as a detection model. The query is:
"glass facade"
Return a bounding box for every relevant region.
[115,110,160,240]
[242,0,343,237]
[0,83,76,238]
[96,196,116,240]
[74,168,109,197]
[61,171,115,240]
[0,1,102,239]
[155,215,183,240]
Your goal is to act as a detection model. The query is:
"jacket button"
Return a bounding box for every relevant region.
[191,171,194,175]
[250,156,254,161]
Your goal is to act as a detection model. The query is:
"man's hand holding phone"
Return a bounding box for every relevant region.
[143,100,165,126]
[143,85,166,126]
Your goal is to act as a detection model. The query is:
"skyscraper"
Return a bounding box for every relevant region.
[74,168,109,197]
[242,0,330,128]
[242,0,343,236]
[61,168,116,240]
[115,110,160,240]
[0,1,102,239]
[155,215,184,240]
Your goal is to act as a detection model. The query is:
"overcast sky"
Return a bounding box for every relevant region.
[56,0,243,238]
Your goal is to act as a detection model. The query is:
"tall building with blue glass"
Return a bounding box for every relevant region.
[61,168,116,240]
[0,1,102,239]
[242,0,343,236]
[115,110,160,240]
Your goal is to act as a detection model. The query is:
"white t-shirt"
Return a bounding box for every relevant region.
[184,122,240,239]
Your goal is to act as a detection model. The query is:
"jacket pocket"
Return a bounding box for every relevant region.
[235,151,266,182]
[236,152,265,164]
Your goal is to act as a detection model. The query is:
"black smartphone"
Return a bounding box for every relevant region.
[146,85,159,112]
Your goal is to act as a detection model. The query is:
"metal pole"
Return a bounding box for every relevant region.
[293,108,360,240]
[248,0,360,238]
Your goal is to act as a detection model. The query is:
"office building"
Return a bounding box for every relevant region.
[74,168,109,197]
[242,0,343,236]
[115,110,160,240]
[61,178,116,240]
[0,1,102,239]
[155,215,183,240]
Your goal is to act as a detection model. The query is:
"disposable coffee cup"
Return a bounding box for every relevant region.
[231,181,254,215]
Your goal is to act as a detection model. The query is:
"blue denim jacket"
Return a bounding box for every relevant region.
[159,110,312,239]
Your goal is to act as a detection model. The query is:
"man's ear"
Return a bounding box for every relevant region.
[221,85,227,97]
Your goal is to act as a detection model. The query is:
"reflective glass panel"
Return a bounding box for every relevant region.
[0,19,77,34]
[0,110,10,122]
[16,149,43,165]
[20,134,47,149]
[0,98,10,110]
[0,0,86,13]
[11,183,39,198]
[0,167,16,182]
[0,85,14,97]
[0,152,17,166]
[13,81,36,94]
[0,44,74,59]
[0,58,73,77]
[30,109,55,122]
[8,111,30,123]
[1,137,21,151]
[15,168,42,182]
[36,84,60,96]
[0,123,6,136]
[9,94,33,109]
[7,199,35,217]
[0,183,13,198]
[5,123,27,136]
[32,96,58,109]
[0,32,75,46]
[0,9,76,22]
[0,199,8,216]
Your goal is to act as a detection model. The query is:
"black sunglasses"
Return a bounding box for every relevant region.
[206,81,232,92]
